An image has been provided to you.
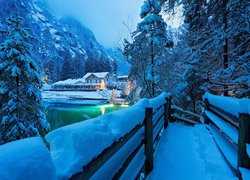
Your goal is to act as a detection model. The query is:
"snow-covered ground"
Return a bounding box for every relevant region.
[247,144,250,158]
[42,90,121,101]
[239,168,250,180]
[148,123,237,180]
[0,137,57,180]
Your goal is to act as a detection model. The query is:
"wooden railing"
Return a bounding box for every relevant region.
[203,97,250,177]
[170,105,200,125]
[70,96,172,179]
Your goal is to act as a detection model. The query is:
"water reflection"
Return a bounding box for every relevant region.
[101,106,105,115]
[46,104,127,131]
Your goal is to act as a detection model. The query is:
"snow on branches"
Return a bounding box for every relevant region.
[0,16,50,145]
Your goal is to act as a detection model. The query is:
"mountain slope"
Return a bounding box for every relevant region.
[0,0,112,82]
[106,48,130,76]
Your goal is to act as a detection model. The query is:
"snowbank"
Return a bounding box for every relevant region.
[45,98,149,179]
[203,93,250,118]
[0,137,57,180]
[42,91,108,100]
[239,167,250,180]
[149,92,171,112]
[43,84,52,91]
[42,90,121,101]
[247,144,250,158]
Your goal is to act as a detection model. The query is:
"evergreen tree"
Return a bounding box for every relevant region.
[73,54,85,79]
[84,55,96,73]
[61,51,74,80]
[84,55,111,73]
[112,60,118,76]
[0,16,50,145]
[163,0,249,99]
[124,0,173,98]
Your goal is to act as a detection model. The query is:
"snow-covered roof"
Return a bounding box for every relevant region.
[83,72,109,79]
[74,80,85,85]
[53,72,109,86]
[117,75,128,79]
[53,78,85,86]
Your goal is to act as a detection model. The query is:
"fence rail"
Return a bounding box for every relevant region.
[203,95,250,177]
[70,96,171,179]
[170,105,200,125]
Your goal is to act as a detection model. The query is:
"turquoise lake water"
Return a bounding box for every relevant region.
[46,104,127,131]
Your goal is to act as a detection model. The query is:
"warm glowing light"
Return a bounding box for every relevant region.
[101,106,105,115]
[100,80,106,89]
[121,104,129,107]
[100,103,115,115]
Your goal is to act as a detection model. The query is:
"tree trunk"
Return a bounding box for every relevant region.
[151,42,155,97]
[223,0,229,96]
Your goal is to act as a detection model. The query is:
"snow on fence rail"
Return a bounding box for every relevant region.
[170,104,200,125]
[203,93,250,178]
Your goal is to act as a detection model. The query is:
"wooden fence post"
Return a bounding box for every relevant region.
[168,96,172,122]
[238,113,250,169]
[168,96,175,122]
[204,98,210,124]
[164,97,169,128]
[144,107,153,175]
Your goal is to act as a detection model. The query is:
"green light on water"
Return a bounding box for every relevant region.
[46,104,128,131]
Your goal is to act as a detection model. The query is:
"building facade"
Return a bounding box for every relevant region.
[52,72,110,91]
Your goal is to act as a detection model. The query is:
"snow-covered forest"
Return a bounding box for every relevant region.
[124,0,249,111]
[0,0,249,179]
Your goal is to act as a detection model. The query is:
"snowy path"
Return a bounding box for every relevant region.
[148,123,238,180]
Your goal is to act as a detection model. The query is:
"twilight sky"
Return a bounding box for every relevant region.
[45,0,144,48]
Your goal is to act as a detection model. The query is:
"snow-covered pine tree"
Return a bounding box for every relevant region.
[61,51,74,80]
[0,16,50,145]
[124,0,173,98]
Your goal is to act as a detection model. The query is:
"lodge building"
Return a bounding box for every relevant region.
[52,72,110,91]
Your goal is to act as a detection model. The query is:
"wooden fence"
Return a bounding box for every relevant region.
[203,98,250,177]
[170,104,200,125]
[70,96,172,179]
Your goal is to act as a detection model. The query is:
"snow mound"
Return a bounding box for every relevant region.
[203,92,250,118]
[149,92,171,112]
[0,137,57,180]
[247,144,250,158]
[239,167,250,180]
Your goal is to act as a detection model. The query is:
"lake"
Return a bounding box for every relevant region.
[46,104,128,131]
